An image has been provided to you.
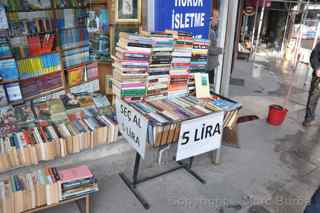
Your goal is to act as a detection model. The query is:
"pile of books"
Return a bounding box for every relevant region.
[188,39,209,93]
[17,52,62,80]
[63,46,90,68]
[131,96,216,145]
[0,112,118,172]
[190,39,209,73]
[55,9,87,29]
[5,0,52,11]
[67,62,98,87]
[8,12,54,37]
[59,165,98,200]
[168,32,193,98]
[90,34,110,62]
[0,58,19,81]
[112,32,152,101]
[10,34,56,59]
[203,95,242,112]
[60,28,89,50]
[146,33,174,99]
[0,39,13,59]
[0,165,98,213]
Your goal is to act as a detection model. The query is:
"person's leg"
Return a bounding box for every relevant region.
[304,187,320,213]
[304,76,320,124]
[208,69,215,93]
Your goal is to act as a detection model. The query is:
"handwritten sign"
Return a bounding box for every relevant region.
[176,112,224,161]
[116,98,149,158]
[154,0,212,39]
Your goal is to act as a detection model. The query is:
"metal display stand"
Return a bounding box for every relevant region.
[119,153,206,210]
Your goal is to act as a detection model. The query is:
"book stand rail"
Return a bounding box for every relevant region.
[22,194,92,213]
[119,152,206,210]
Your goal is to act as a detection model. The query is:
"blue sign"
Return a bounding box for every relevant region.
[154,0,212,39]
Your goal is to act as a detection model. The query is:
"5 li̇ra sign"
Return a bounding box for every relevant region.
[116,98,149,158]
[176,111,224,161]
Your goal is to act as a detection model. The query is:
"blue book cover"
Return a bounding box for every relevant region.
[0,59,19,81]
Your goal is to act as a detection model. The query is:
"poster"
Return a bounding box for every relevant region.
[153,0,212,39]
[176,111,224,161]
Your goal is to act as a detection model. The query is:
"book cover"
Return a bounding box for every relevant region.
[194,73,210,98]
[59,165,94,184]
[4,83,22,102]
[0,85,8,106]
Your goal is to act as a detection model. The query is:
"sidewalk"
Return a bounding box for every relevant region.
[24,54,320,213]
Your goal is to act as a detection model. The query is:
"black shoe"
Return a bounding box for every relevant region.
[302,120,317,127]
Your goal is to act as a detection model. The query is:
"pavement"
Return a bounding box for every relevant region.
[7,51,320,213]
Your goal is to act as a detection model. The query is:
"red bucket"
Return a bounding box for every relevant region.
[267,105,288,126]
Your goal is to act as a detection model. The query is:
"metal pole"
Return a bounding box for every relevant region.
[294,0,309,65]
[251,1,260,46]
[254,0,266,55]
[280,4,291,57]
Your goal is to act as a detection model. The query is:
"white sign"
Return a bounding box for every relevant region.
[176,112,224,161]
[116,98,149,158]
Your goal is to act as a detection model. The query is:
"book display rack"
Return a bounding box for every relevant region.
[0,0,113,102]
[1,165,97,213]
[116,94,241,209]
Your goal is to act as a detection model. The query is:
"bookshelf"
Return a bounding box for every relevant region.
[0,0,112,102]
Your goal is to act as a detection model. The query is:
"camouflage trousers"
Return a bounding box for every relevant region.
[305,76,320,122]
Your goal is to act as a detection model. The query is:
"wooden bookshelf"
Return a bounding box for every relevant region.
[65,61,95,70]
[0,79,19,84]
[23,194,92,213]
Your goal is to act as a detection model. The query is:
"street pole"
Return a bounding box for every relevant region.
[280,4,291,57]
[312,15,320,49]
[252,0,266,60]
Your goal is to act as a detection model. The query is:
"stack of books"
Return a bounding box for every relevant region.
[55,0,89,8]
[60,28,89,50]
[189,39,209,93]
[168,31,193,98]
[190,39,209,73]
[0,58,19,81]
[90,33,110,62]
[59,165,98,200]
[8,12,54,37]
[112,32,152,101]
[5,0,52,11]
[0,167,61,213]
[0,39,13,59]
[146,33,174,99]
[0,106,17,136]
[0,165,97,213]
[10,34,56,59]
[55,9,87,29]
[130,95,216,145]
[0,109,118,172]
[67,62,98,87]
[203,95,242,112]
[17,52,62,80]
[63,46,90,68]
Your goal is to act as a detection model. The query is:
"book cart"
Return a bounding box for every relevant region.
[116,94,241,210]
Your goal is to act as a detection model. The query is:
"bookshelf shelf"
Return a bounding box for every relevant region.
[68,77,99,89]
[0,56,14,60]
[0,79,19,84]
[16,50,60,60]
[62,44,89,52]
[23,86,65,101]
[19,70,63,82]
[58,26,87,31]
[7,8,53,13]
[9,31,56,38]
[65,61,95,70]
[22,194,91,213]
